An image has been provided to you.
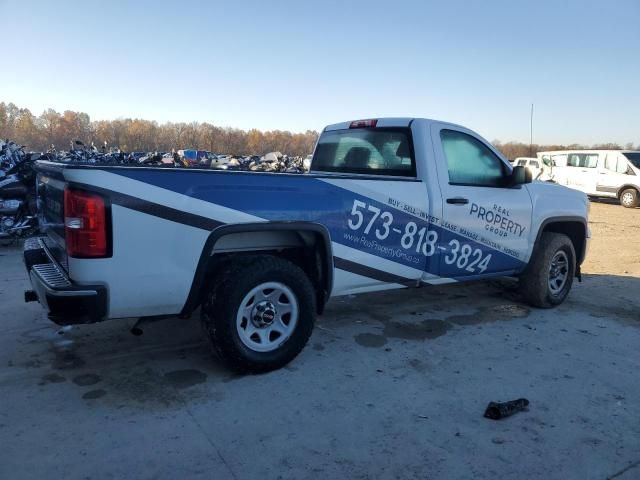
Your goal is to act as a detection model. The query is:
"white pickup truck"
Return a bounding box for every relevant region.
[24,118,590,372]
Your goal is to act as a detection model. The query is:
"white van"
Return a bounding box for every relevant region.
[537,150,640,208]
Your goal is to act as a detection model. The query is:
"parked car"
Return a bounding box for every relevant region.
[177,149,199,165]
[537,150,640,207]
[24,117,590,372]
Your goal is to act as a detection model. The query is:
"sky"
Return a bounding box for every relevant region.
[1,0,639,145]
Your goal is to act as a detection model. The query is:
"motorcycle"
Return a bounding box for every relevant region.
[1,141,27,177]
[0,152,41,244]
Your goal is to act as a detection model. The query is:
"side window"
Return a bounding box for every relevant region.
[517,160,527,166]
[567,154,580,167]
[609,155,629,174]
[604,155,624,173]
[530,160,540,168]
[568,153,598,168]
[604,155,615,171]
[440,129,507,187]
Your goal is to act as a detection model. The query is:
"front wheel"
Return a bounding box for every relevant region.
[620,188,639,208]
[201,255,316,373]
[519,233,576,308]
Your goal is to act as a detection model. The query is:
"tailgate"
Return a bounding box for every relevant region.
[36,166,68,270]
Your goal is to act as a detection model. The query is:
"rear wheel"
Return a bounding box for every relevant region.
[201,255,316,373]
[620,188,639,208]
[519,233,576,308]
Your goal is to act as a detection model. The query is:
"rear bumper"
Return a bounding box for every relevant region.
[24,237,108,325]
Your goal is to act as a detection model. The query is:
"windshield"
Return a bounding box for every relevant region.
[622,152,640,169]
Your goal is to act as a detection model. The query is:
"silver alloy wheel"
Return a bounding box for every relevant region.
[621,191,634,207]
[548,250,569,295]
[236,282,299,353]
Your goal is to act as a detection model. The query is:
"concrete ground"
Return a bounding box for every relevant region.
[1,202,639,480]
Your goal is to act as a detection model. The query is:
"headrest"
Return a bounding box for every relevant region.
[396,140,410,158]
[343,147,371,168]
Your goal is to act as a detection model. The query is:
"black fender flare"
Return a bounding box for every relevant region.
[532,216,588,267]
[180,221,334,317]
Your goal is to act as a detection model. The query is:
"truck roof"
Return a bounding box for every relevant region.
[323,117,466,132]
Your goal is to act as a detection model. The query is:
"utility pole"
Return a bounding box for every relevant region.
[529,103,534,157]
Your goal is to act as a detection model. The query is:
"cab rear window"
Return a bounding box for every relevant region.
[312,128,416,177]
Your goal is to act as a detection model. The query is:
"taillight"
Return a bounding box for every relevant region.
[64,188,108,258]
[349,119,378,129]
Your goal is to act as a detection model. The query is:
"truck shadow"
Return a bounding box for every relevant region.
[562,273,640,324]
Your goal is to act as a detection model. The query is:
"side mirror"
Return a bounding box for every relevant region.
[511,165,532,185]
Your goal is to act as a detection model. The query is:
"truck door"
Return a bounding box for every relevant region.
[580,153,600,194]
[547,154,568,184]
[565,153,599,194]
[430,125,533,279]
[597,153,629,197]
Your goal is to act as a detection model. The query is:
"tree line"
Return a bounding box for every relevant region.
[2,101,638,158]
[0,101,319,156]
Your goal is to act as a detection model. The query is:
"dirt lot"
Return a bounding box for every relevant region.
[583,200,640,277]
[0,201,639,480]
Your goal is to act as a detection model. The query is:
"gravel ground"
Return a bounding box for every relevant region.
[0,201,638,480]
[582,200,640,277]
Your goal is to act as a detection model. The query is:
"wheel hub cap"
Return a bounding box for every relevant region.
[236,282,299,353]
[252,301,276,327]
[548,251,569,295]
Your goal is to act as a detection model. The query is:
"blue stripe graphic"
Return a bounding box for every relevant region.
[110,169,526,278]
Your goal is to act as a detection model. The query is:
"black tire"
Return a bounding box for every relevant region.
[201,255,316,373]
[519,233,576,308]
[620,188,639,208]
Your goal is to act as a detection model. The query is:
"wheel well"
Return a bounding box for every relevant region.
[181,224,333,317]
[539,221,586,265]
[617,185,639,198]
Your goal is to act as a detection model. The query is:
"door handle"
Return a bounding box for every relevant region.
[446,197,469,205]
